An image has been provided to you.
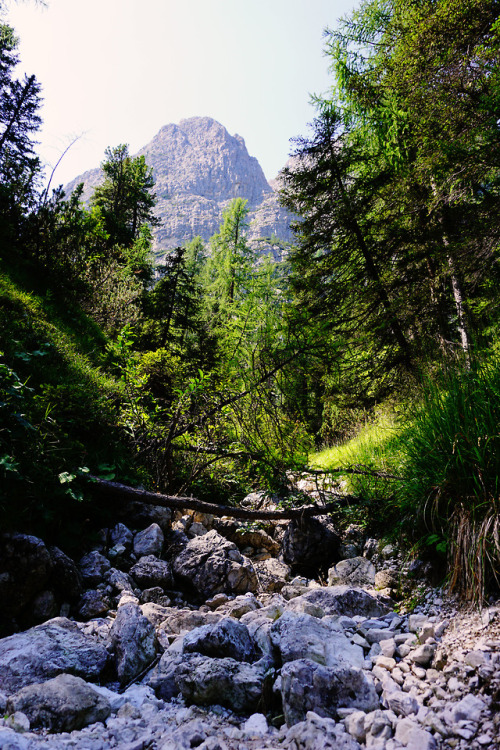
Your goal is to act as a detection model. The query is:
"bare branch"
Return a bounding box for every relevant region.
[88,475,362,520]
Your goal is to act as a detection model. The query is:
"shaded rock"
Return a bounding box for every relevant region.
[162,529,190,563]
[0,533,52,622]
[109,522,134,550]
[105,567,136,596]
[6,673,111,732]
[280,658,378,726]
[31,590,58,622]
[120,501,172,532]
[270,611,364,668]
[0,617,108,694]
[145,652,266,713]
[183,617,258,662]
[110,602,157,686]
[285,586,390,619]
[133,523,164,557]
[187,521,209,537]
[328,557,376,587]
[285,711,362,749]
[76,589,111,620]
[48,546,82,599]
[78,551,111,587]
[173,529,257,598]
[129,555,173,590]
[140,587,171,606]
[281,517,340,575]
[253,558,291,593]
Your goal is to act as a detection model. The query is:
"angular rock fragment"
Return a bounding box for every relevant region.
[130,555,174,590]
[78,550,111,587]
[110,602,157,685]
[6,673,111,732]
[270,611,364,668]
[328,557,376,587]
[183,617,259,662]
[133,523,164,557]
[145,652,266,713]
[0,617,108,694]
[173,529,257,598]
[285,710,362,749]
[0,533,52,621]
[280,658,378,726]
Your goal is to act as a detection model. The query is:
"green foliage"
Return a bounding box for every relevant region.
[397,355,500,599]
[0,19,42,248]
[90,144,158,249]
[0,267,135,542]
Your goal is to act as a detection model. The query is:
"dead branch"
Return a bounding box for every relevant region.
[88,475,362,520]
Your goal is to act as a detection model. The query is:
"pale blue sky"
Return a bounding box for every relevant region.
[6,0,356,186]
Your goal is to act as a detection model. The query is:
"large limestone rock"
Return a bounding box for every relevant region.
[270,611,364,669]
[0,533,52,624]
[328,557,376,587]
[78,550,111,587]
[285,586,390,619]
[280,658,379,726]
[6,674,111,732]
[64,117,294,261]
[145,652,266,713]
[110,602,158,686]
[129,555,174,590]
[173,529,257,598]
[183,617,258,663]
[48,546,82,600]
[133,523,164,558]
[0,618,109,694]
[212,518,280,555]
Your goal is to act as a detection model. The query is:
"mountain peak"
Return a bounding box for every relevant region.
[65,117,293,260]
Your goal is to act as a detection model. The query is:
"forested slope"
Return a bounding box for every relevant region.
[1,0,499,600]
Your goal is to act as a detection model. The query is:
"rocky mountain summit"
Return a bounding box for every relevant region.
[64,117,294,262]
[1,484,499,750]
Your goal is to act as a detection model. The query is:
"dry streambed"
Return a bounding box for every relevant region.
[0,499,499,750]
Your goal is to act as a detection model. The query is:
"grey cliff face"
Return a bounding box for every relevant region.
[64,116,294,261]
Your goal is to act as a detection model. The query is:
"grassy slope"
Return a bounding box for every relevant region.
[0,260,129,544]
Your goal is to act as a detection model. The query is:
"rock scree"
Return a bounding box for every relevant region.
[0,497,499,749]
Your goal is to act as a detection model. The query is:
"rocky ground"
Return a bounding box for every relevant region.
[0,491,499,750]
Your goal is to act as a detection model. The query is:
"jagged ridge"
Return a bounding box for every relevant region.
[64,116,294,261]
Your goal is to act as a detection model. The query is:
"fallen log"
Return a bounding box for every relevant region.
[88,476,361,521]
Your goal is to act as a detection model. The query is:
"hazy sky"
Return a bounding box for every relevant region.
[6,0,357,187]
